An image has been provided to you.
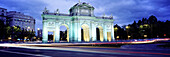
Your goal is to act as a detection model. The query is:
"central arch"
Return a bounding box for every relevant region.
[81,24,90,42]
[59,24,69,42]
[96,26,104,41]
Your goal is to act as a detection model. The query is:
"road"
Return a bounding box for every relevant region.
[0,44,170,57]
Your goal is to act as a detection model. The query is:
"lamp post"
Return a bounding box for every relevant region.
[8,37,12,40]
[114,27,118,40]
[126,26,130,40]
[37,28,40,30]
[37,28,40,40]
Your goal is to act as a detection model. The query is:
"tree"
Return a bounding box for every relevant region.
[114,24,127,40]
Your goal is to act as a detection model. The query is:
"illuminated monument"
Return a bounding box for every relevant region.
[42,2,114,43]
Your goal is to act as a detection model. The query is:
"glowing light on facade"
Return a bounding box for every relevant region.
[82,24,90,42]
[107,32,111,41]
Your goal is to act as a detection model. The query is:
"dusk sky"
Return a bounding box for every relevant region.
[0,0,170,31]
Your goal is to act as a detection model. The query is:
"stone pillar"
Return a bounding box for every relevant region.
[89,23,92,42]
[42,21,48,43]
[111,23,115,41]
[73,21,79,42]
[69,22,73,42]
[91,23,96,41]
[55,23,60,42]
[78,24,81,42]
[69,21,74,42]
[103,25,107,42]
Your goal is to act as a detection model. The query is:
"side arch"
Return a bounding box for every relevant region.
[96,26,104,41]
[59,24,69,42]
[81,24,90,42]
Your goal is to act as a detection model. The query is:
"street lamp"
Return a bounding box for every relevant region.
[116,36,119,39]
[8,37,12,42]
[114,27,118,40]
[128,36,131,39]
[114,27,118,30]
[8,37,12,40]
[144,35,147,38]
[140,25,143,28]
[126,25,130,30]
[144,24,149,27]
[126,26,130,40]
[37,28,40,30]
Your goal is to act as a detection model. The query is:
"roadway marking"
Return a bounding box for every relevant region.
[0,50,51,57]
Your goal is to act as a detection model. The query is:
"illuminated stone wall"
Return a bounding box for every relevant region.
[42,2,114,43]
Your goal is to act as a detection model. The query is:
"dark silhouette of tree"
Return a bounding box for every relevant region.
[114,24,127,40]
[114,15,169,40]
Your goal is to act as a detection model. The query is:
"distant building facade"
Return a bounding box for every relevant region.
[0,7,7,24]
[37,29,42,38]
[0,7,35,31]
[7,11,35,31]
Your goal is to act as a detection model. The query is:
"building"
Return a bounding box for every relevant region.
[0,7,7,24]
[42,2,114,43]
[37,28,42,38]
[7,11,35,31]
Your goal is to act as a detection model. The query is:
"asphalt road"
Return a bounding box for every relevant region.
[0,45,170,57]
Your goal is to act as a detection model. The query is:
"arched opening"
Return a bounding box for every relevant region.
[59,24,69,42]
[81,24,90,42]
[96,26,104,41]
[96,28,100,41]
[48,31,54,42]
[107,32,111,41]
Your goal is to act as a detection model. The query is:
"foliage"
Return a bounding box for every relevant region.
[114,15,170,39]
[0,20,35,41]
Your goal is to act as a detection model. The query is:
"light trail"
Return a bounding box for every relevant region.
[96,49,170,55]
[0,50,51,57]
[1,43,170,56]
[0,38,169,47]
[0,38,169,57]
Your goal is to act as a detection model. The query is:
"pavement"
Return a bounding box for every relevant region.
[0,38,169,57]
[0,43,170,57]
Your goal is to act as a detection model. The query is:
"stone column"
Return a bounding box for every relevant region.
[77,21,81,42]
[73,21,79,42]
[111,23,115,41]
[55,23,60,42]
[69,21,73,42]
[42,21,48,43]
[91,23,96,41]
[103,25,107,42]
[78,23,81,42]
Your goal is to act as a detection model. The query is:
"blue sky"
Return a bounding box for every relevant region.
[0,0,170,32]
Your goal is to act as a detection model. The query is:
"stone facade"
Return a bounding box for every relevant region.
[0,7,7,24]
[42,2,114,43]
[37,29,42,38]
[7,11,35,31]
[0,7,35,31]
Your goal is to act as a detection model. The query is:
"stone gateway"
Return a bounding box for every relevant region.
[42,2,114,43]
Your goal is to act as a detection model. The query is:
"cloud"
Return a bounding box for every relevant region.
[92,0,170,26]
[0,0,170,30]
